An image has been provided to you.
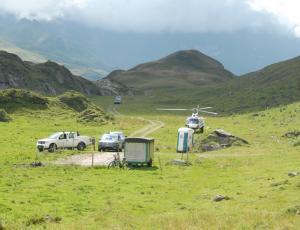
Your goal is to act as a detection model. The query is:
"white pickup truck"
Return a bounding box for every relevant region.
[36,132,93,152]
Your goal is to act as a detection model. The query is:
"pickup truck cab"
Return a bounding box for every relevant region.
[37,131,93,152]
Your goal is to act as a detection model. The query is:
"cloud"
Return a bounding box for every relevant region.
[248,0,300,37]
[0,0,86,20]
[0,0,298,35]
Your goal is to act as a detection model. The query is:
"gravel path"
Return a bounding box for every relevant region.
[55,152,124,167]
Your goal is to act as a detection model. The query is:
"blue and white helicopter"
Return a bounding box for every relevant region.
[157,106,218,133]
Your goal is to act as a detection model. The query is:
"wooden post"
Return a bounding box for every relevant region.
[92,152,94,167]
[92,137,95,167]
[92,137,96,151]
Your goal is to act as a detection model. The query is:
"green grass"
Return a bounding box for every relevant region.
[1,95,300,229]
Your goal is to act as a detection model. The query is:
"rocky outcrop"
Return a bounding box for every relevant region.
[95,78,134,96]
[198,129,249,152]
[0,51,101,95]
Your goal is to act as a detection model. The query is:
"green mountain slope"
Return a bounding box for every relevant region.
[167,55,300,113]
[0,51,101,95]
[105,50,235,91]
[104,53,300,114]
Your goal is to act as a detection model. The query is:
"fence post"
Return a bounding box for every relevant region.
[92,137,95,167]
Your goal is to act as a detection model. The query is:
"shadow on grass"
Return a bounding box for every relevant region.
[128,165,159,171]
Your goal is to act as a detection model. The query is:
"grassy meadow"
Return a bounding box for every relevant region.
[0,95,300,229]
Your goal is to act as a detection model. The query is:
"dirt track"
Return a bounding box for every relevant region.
[54,106,164,167]
[108,105,165,137]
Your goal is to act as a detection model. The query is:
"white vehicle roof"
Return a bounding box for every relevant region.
[101,133,118,140]
[110,131,124,135]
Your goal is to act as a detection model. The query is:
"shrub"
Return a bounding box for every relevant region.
[0,89,48,106]
[77,108,111,124]
[0,109,12,122]
[58,91,90,112]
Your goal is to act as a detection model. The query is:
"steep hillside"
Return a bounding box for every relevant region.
[106,50,235,91]
[171,55,300,113]
[209,55,300,112]
[104,54,300,114]
[0,51,101,95]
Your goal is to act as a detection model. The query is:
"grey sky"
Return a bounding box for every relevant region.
[0,0,299,36]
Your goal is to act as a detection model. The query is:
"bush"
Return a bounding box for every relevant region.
[0,89,48,106]
[286,205,300,215]
[77,108,111,124]
[58,91,90,112]
[0,109,12,122]
[59,91,113,124]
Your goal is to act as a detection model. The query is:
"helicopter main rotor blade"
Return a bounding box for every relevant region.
[199,110,218,115]
[199,107,213,110]
[156,108,192,111]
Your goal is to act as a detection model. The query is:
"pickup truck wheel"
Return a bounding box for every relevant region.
[77,142,86,151]
[48,143,57,153]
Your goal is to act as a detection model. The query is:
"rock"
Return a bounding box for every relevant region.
[166,159,192,166]
[201,143,221,152]
[213,195,230,202]
[30,162,43,167]
[270,180,289,187]
[95,78,134,96]
[198,129,249,152]
[215,129,233,137]
[288,172,299,177]
[283,131,300,138]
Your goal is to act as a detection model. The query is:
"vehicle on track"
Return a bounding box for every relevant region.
[114,95,122,104]
[98,133,123,152]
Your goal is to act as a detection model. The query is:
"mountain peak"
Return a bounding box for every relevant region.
[158,49,224,70]
[107,49,235,91]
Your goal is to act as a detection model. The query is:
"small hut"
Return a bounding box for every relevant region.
[124,138,154,167]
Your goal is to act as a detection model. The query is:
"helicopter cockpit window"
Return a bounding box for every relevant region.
[189,118,199,124]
